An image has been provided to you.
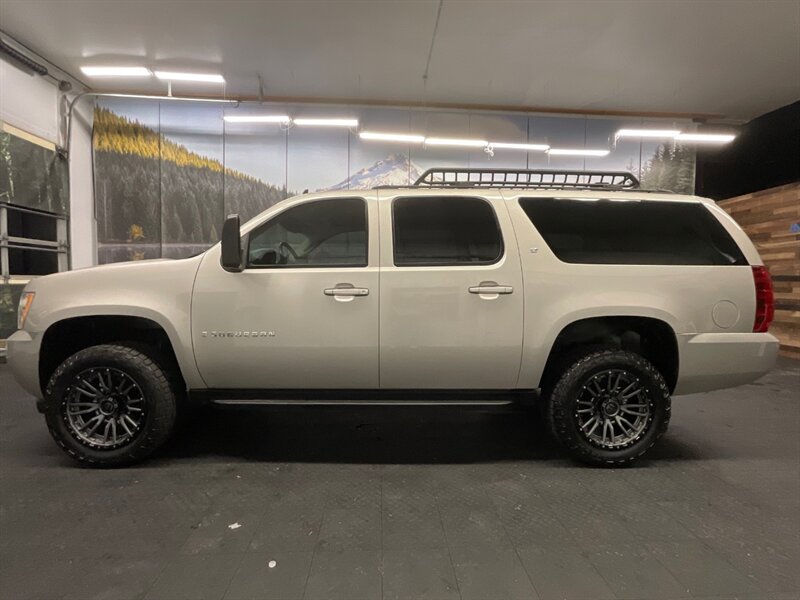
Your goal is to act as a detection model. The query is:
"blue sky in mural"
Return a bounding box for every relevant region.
[97,98,158,128]
[465,113,529,169]
[349,107,416,187]
[160,101,224,163]
[224,126,286,186]
[287,125,349,192]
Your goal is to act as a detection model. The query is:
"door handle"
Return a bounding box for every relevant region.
[324,286,369,297]
[468,283,513,295]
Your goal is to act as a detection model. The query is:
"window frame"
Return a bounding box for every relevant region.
[390,195,505,268]
[517,196,748,267]
[244,196,370,270]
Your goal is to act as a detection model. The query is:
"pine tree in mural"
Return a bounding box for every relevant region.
[640,143,695,194]
[624,158,637,178]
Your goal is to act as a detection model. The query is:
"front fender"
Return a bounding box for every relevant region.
[21,256,206,391]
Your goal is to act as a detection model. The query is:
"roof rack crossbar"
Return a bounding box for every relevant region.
[411,168,640,190]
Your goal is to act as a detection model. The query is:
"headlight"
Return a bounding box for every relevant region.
[18,292,35,330]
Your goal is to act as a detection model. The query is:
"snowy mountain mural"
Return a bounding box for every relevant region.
[326,153,424,190]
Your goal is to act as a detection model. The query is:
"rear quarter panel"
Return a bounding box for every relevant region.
[502,192,759,389]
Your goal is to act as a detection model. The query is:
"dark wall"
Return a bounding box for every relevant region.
[695,101,800,200]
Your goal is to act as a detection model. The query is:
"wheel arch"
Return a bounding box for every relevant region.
[38,314,189,397]
[539,315,679,394]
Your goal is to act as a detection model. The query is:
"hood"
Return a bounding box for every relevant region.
[25,255,203,294]
[21,253,207,334]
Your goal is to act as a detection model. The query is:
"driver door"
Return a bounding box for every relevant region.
[191,194,379,389]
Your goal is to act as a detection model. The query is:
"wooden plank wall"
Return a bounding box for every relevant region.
[719,182,800,358]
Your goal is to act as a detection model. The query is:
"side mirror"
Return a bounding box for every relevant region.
[220,214,243,272]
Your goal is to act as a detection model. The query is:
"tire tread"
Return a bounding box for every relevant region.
[44,343,176,467]
[547,349,671,467]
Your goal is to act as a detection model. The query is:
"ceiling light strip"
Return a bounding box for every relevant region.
[615,128,736,144]
[615,128,681,139]
[359,132,426,143]
[223,115,291,123]
[548,148,610,156]
[154,71,225,83]
[675,133,736,143]
[489,142,549,151]
[80,66,152,77]
[293,118,358,127]
[425,137,488,148]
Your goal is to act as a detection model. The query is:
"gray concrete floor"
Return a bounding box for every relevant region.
[1,360,798,600]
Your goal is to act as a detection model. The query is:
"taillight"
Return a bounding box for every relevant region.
[752,265,774,333]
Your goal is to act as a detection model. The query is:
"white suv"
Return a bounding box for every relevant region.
[7,169,779,467]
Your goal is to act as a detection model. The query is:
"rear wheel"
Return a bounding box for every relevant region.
[44,344,177,467]
[547,349,670,466]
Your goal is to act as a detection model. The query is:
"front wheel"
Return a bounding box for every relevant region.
[547,349,671,467]
[44,344,177,467]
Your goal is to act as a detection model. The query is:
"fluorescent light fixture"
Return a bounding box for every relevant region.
[548,148,610,156]
[359,131,425,143]
[425,137,488,148]
[488,142,550,151]
[675,133,736,144]
[154,71,225,83]
[615,128,681,139]
[293,118,358,127]
[223,115,291,123]
[80,66,151,77]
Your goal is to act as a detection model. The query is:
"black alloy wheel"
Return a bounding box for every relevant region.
[45,344,177,467]
[547,349,671,467]
[62,367,147,449]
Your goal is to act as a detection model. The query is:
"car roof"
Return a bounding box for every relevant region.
[289,187,709,205]
[293,168,711,205]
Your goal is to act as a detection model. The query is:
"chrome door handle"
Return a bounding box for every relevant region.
[324,286,369,297]
[468,283,513,295]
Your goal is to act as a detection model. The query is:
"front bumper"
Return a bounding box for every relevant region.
[674,332,780,395]
[6,329,43,399]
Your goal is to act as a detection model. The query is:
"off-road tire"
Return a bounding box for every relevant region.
[44,344,177,467]
[547,349,671,467]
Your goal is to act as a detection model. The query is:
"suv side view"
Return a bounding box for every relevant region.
[7,169,779,467]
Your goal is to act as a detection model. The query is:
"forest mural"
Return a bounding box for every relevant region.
[640,144,695,192]
[94,108,288,262]
[93,99,697,264]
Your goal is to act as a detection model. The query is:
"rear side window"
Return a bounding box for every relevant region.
[392,196,503,266]
[519,198,747,266]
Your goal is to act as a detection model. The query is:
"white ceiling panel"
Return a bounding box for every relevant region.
[1,0,798,120]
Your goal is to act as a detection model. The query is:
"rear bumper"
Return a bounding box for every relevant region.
[674,332,780,395]
[6,329,43,399]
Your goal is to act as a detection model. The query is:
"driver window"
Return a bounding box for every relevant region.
[247,197,368,268]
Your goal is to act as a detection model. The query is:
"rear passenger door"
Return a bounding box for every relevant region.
[378,191,524,389]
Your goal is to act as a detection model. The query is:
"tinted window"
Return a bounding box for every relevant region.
[519,198,747,266]
[247,198,367,267]
[392,196,503,266]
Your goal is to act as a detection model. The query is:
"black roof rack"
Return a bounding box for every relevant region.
[409,168,640,190]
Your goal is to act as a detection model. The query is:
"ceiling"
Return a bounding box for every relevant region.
[1,0,798,121]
